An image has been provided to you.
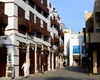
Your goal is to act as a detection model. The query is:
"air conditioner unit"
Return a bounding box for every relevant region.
[94,27,100,33]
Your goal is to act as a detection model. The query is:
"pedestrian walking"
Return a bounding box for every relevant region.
[21,61,29,78]
[63,61,66,67]
[12,65,15,79]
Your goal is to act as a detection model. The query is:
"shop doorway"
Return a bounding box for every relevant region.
[29,47,35,74]
[19,49,26,76]
[0,48,7,77]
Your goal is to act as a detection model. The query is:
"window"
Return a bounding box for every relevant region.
[29,11,34,22]
[73,46,80,53]
[43,21,47,29]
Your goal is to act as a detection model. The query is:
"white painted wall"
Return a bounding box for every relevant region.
[0,0,64,77]
[64,29,85,66]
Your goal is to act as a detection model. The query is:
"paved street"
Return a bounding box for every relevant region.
[15,67,100,80]
[1,66,100,80]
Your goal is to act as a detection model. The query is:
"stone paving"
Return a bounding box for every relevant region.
[1,66,100,80]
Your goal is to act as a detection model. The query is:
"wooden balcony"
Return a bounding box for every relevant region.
[43,5,49,14]
[58,29,63,35]
[55,37,59,42]
[86,32,100,43]
[34,24,43,33]
[18,17,29,32]
[51,19,59,27]
[43,29,50,37]
[37,0,43,9]
[28,21,35,34]
[51,38,55,44]
[57,45,62,52]
[0,14,8,28]
[57,45,64,53]
[0,2,4,14]
[51,37,59,45]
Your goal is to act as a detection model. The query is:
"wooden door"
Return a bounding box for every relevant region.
[19,49,26,76]
[44,55,48,71]
[54,53,56,69]
[36,50,42,72]
[50,53,52,70]
[0,48,7,77]
[29,47,35,74]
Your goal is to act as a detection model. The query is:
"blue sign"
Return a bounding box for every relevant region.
[73,46,80,53]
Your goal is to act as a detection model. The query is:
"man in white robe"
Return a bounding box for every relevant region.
[21,61,29,78]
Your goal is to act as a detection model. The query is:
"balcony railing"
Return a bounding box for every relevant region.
[51,19,60,27]
[0,2,4,14]
[18,17,29,32]
[28,21,35,34]
[43,5,49,14]
[35,25,43,33]
[58,29,63,35]
[51,37,59,45]
[0,14,8,28]
[37,0,43,9]
[42,29,50,37]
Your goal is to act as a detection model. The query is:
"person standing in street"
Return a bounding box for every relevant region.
[12,64,15,79]
[21,61,29,78]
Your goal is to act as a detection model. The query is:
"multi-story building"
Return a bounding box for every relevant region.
[0,0,64,77]
[49,3,64,70]
[84,0,100,74]
[64,29,86,67]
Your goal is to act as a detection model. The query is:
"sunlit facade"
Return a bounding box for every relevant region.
[0,0,64,77]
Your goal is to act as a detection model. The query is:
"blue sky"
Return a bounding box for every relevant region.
[50,0,94,33]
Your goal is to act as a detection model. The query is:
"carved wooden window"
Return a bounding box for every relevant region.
[29,11,34,22]
[0,2,4,14]
[43,21,47,30]
[18,7,28,34]
[43,0,47,7]
[36,17,40,26]
[18,7,25,17]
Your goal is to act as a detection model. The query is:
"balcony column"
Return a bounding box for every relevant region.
[35,44,37,73]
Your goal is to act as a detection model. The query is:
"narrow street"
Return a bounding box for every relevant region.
[12,67,100,80]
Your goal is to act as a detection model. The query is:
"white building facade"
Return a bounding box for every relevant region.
[64,29,86,66]
[0,0,64,78]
